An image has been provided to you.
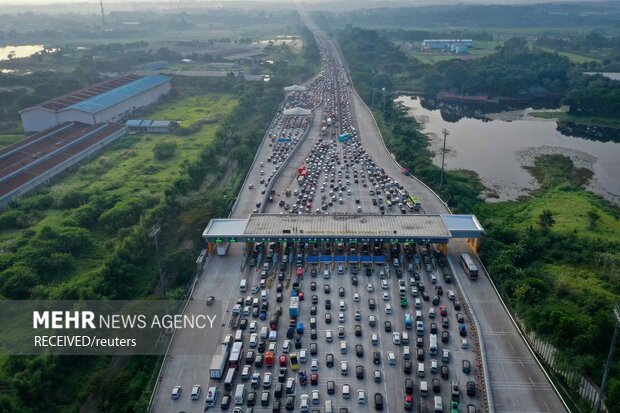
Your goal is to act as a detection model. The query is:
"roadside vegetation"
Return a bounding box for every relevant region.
[338,26,620,411]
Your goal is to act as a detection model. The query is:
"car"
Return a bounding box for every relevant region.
[312,295,318,304]
[325,313,332,324]
[326,353,334,367]
[356,344,364,357]
[327,380,336,395]
[367,283,374,293]
[353,293,360,302]
[466,381,476,397]
[278,367,287,383]
[457,313,465,324]
[387,351,396,365]
[355,310,362,321]
[339,313,345,323]
[382,291,390,300]
[384,320,392,332]
[285,394,295,410]
[324,285,331,294]
[374,392,384,410]
[454,301,462,311]
[190,384,201,400]
[325,299,332,310]
[299,394,309,412]
[342,384,351,399]
[206,296,215,306]
[405,394,413,411]
[448,290,456,301]
[311,282,317,291]
[339,287,345,297]
[341,360,348,375]
[433,378,441,393]
[311,372,318,385]
[171,385,181,400]
[393,332,401,345]
[372,351,381,365]
[385,304,392,314]
[441,365,449,379]
[356,365,365,379]
[312,389,320,404]
[221,395,231,409]
[442,318,449,328]
[442,330,450,343]
[357,389,366,404]
[311,359,318,371]
[261,390,271,406]
[355,324,362,337]
[462,359,471,374]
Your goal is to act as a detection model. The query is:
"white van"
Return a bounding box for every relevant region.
[240,279,247,292]
[269,330,277,342]
[260,326,269,339]
[434,396,443,412]
[402,332,410,344]
[234,329,243,342]
[325,400,334,413]
[234,384,246,405]
[420,381,428,397]
[418,362,425,377]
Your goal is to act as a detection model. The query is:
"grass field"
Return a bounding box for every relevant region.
[530,110,620,129]
[0,94,238,282]
[0,134,24,147]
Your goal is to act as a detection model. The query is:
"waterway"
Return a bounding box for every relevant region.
[396,96,620,205]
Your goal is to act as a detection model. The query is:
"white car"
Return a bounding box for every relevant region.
[191,384,201,400]
[381,279,389,289]
[338,313,345,323]
[385,304,392,314]
[353,293,360,302]
[339,300,346,310]
[300,394,309,412]
[249,321,257,333]
[392,332,401,345]
[387,351,396,365]
[249,333,258,347]
[341,360,348,375]
[382,291,389,301]
[448,290,456,301]
[312,389,320,404]
[367,284,374,293]
[357,389,366,404]
[311,359,319,371]
[283,339,291,353]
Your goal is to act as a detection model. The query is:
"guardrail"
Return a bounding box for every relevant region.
[258,111,315,213]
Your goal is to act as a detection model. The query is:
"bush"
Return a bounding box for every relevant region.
[153,142,177,160]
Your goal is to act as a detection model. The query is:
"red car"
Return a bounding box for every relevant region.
[439,305,448,317]
[279,355,287,367]
[405,395,413,411]
[311,373,318,385]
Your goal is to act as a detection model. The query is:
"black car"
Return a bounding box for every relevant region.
[311,282,317,291]
[324,285,331,294]
[310,306,317,316]
[325,313,332,324]
[355,324,362,337]
[384,320,392,332]
[417,348,425,361]
[272,400,281,412]
[325,300,332,310]
[442,330,450,343]
[356,344,364,357]
[310,342,318,355]
[442,317,449,328]
[416,337,424,348]
[422,291,430,301]
[356,365,365,379]
[326,353,334,367]
[295,336,302,349]
[433,379,441,393]
[373,351,381,365]
[311,329,317,340]
[327,380,335,395]
[278,368,287,383]
[258,341,265,353]
[221,395,231,409]
[285,395,295,410]
[351,275,358,286]
[441,365,449,379]
[466,381,476,397]
[454,301,462,311]
[312,295,318,304]
[374,393,384,410]
[462,359,471,374]
[432,295,440,305]
[239,318,248,330]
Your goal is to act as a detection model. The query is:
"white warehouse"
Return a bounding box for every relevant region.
[19,74,172,132]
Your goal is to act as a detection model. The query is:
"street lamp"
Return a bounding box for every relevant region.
[149,223,166,300]
[439,128,450,190]
[596,304,620,413]
[382,87,386,121]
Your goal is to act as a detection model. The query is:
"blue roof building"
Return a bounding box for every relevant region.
[20,75,172,132]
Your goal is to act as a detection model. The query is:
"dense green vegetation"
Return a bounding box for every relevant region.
[339,27,620,411]
[563,74,620,119]
[0,78,282,412]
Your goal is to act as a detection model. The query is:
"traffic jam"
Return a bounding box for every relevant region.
[176,26,482,413]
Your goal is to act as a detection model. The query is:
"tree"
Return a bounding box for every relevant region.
[153,142,177,160]
[587,210,601,230]
[538,209,555,232]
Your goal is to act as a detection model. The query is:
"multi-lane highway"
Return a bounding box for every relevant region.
[149,11,568,413]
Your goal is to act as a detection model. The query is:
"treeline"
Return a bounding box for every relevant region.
[379,28,493,42]
[0,78,283,412]
[564,74,620,118]
[536,32,620,64]
[417,38,572,98]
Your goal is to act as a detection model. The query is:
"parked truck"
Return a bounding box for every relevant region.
[209,354,227,379]
[289,297,299,317]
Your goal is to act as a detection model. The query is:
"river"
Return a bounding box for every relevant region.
[396,96,620,205]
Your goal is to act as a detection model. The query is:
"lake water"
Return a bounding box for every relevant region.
[396,96,620,205]
[0,45,49,61]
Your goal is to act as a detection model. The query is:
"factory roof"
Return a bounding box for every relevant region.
[202,213,484,243]
[20,75,171,115]
[69,75,171,114]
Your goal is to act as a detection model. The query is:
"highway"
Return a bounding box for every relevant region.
[149,11,568,413]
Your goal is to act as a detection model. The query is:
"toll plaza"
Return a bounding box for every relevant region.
[202,213,484,267]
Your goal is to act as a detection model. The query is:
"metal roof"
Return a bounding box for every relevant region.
[68,75,171,114]
[126,119,172,128]
[202,213,484,243]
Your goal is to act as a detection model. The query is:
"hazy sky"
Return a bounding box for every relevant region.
[0,0,603,4]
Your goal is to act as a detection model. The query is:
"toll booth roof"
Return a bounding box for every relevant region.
[202,213,484,243]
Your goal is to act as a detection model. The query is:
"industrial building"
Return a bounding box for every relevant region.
[422,39,473,54]
[126,119,175,133]
[0,121,126,208]
[19,74,172,132]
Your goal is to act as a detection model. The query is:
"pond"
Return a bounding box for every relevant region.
[396,96,620,205]
[0,44,51,61]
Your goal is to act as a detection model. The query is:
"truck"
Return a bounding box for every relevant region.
[216,241,230,256]
[265,351,275,367]
[209,354,227,379]
[289,297,299,317]
[297,175,306,185]
[228,342,243,369]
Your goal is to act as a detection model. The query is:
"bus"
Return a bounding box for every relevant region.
[407,195,421,211]
[460,253,479,280]
[228,341,243,369]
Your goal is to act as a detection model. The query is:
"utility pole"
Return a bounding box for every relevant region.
[149,224,166,300]
[382,87,386,120]
[596,304,620,413]
[439,128,450,190]
[100,0,106,29]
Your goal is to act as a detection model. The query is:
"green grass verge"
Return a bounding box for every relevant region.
[146,94,236,127]
[539,47,601,64]
[0,134,24,147]
[530,110,620,129]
